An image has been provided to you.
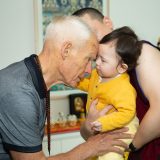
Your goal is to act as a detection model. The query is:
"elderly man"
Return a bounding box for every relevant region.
[73,8,160,160]
[0,16,131,160]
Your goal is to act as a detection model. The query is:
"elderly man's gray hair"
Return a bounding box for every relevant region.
[44,15,94,47]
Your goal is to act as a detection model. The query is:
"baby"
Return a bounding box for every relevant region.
[78,26,142,160]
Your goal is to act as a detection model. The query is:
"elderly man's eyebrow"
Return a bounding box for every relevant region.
[97,54,104,59]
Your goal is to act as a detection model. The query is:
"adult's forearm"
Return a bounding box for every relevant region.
[48,142,92,160]
[80,121,94,140]
[10,128,131,160]
[10,143,93,160]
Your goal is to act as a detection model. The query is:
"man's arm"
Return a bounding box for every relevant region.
[132,43,160,149]
[10,129,131,160]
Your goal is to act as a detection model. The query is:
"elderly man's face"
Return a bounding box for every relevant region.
[60,35,98,87]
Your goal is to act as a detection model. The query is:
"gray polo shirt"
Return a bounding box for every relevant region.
[0,57,46,159]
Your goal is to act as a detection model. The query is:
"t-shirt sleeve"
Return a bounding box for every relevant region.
[0,87,43,153]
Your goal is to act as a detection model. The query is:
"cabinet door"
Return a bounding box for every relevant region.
[61,136,85,152]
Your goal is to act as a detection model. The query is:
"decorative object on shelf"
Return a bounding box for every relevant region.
[79,108,86,124]
[45,113,80,134]
[69,93,87,118]
[57,112,67,127]
[67,114,78,127]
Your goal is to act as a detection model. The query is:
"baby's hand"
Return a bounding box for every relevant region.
[91,121,102,132]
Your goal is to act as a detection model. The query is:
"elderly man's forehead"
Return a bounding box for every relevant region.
[91,45,98,59]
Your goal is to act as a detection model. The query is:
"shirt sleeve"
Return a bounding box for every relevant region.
[0,86,43,153]
[77,69,98,91]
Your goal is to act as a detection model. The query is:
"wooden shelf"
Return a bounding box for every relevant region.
[45,122,81,134]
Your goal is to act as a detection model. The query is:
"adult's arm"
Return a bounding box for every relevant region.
[80,99,113,140]
[10,129,131,160]
[132,43,160,149]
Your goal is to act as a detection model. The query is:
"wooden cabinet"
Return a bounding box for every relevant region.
[43,131,85,156]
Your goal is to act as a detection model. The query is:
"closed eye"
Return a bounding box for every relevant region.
[101,58,106,62]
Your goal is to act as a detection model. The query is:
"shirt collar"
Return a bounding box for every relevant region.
[24,54,47,99]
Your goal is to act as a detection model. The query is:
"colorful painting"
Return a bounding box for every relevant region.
[42,0,103,37]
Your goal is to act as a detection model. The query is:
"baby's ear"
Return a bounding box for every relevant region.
[117,63,128,74]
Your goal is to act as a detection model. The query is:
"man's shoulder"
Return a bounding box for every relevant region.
[0,60,36,100]
[0,60,26,79]
[0,60,30,86]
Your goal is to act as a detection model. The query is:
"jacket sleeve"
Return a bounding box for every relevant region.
[77,77,90,92]
[97,86,137,132]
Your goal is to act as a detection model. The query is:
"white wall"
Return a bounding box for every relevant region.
[0,0,35,69]
[109,0,160,45]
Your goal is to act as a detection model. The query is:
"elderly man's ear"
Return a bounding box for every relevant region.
[61,41,72,60]
[103,16,113,30]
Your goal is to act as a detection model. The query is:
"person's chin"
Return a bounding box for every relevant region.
[71,83,77,88]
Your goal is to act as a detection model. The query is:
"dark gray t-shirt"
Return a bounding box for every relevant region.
[0,59,46,159]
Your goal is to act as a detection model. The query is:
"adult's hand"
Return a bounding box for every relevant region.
[85,127,132,157]
[80,99,113,140]
[87,99,114,122]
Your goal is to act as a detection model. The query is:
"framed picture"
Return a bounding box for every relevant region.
[33,0,110,53]
[69,93,87,118]
[33,0,110,93]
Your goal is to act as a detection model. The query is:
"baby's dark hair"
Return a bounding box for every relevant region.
[100,26,142,71]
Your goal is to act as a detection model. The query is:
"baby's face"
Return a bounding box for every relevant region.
[96,41,121,79]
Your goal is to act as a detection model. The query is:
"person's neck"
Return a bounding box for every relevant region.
[100,73,121,83]
[38,53,60,90]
